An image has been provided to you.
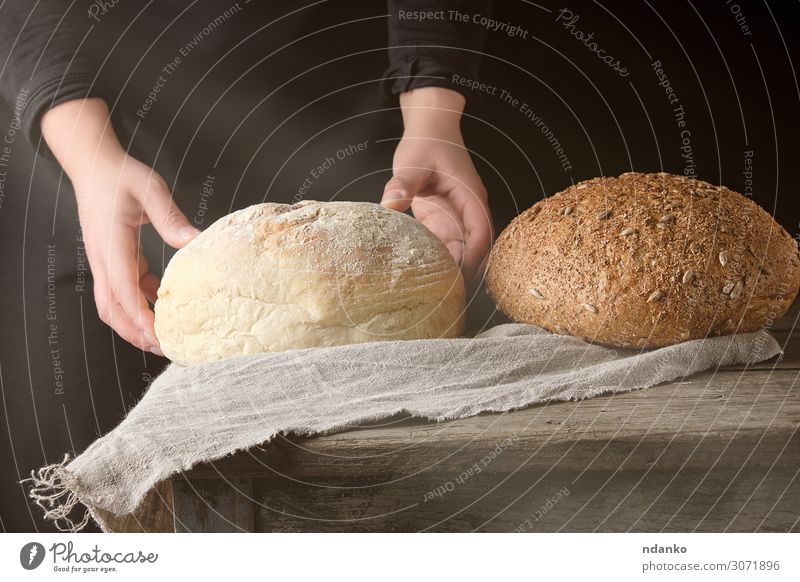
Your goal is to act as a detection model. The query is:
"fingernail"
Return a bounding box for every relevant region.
[150,345,164,357]
[179,226,200,242]
[382,190,404,203]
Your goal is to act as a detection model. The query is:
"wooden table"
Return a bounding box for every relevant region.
[103,304,800,533]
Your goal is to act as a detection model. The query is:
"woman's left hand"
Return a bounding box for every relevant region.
[382,87,493,285]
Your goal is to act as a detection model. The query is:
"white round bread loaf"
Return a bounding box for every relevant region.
[154,201,465,365]
[486,172,800,348]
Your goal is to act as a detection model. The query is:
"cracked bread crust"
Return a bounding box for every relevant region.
[485,172,800,348]
[154,201,465,365]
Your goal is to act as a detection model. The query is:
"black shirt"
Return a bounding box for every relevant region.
[0,0,492,160]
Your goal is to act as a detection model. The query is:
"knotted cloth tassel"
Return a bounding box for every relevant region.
[20,453,91,532]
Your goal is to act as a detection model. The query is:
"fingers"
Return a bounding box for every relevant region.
[140,274,161,305]
[381,177,413,212]
[87,229,163,355]
[446,178,492,282]
[412,195,466,266]
[138,252,160,304]
[444,239,465,268]
[460,198,493,282]
[381,158,434,212]
[138,175,199,248]
[475,252,491,283]
[93,257,159,354]
[104,227,162,355]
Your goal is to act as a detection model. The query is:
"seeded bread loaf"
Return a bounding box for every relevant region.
[155,201,465,365]
[485,172,800,348]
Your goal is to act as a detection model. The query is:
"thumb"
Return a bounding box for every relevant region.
[141,179,199,248]
[381,176,413,212]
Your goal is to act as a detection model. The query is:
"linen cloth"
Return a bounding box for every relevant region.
[24,324,781,531]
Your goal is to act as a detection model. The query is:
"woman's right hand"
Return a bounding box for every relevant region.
[41,98,199,355]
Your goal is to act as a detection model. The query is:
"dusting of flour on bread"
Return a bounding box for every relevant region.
[154,201,465,365]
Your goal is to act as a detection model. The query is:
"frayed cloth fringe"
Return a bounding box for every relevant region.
[20,453,90,532]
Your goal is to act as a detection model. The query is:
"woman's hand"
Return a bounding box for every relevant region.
[41,98,198,355]
[382,87,493,284]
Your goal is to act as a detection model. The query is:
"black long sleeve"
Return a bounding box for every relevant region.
[383,0,493,104]
[1,1,494,152]
[0,1,108,153]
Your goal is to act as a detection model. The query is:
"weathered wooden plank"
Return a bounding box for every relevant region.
[100,480,174,533]
[185,370,799,480]
[171,368,799,532]
[248,445,799,532]
[172,478,254,532]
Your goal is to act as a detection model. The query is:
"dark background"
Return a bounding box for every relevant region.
[123,0,800,248]
[28,0,795,264]
[1,0,798,532]
[474,0,800,234]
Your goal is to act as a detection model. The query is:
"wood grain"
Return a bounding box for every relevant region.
[185,370,799,477]
[172,478,254,533]
[98,480,174,533]
[106,301,800,532]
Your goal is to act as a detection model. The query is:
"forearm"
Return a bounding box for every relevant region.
[0,1,105,154]
[40,98,124,187]
[387,84,491,281]
[400,87,465,137]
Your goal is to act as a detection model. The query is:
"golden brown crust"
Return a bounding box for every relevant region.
[485,172,800,347]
